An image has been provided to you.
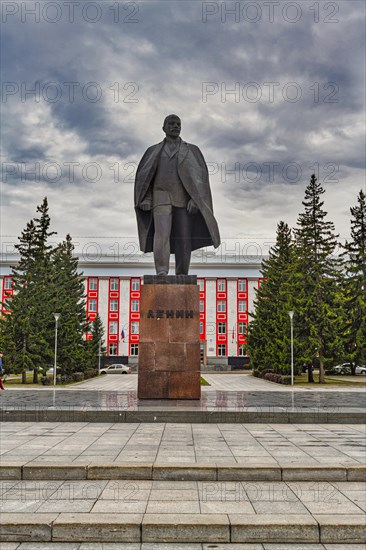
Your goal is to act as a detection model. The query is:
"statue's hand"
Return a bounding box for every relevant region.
[139,200,152,211]
[187,199,198,215]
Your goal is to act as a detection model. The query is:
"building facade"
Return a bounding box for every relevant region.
[0,251,265,359]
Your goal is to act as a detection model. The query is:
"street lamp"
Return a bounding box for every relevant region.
[288,311,294,386]
[53,313,60,386]
[98,338,102,371]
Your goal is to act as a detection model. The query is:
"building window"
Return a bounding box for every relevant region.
[109,321,118,335]
[218,279,226,292]
[110,278,119,291]
[88,299,97,312]
[218,322,226,334]
[109,343,117,355]
[130,344,139,356]
[89,278,98,290]
[110,299,118,311]
[200,322,204,334]
[131,321,139,334]
[200,300,205,312]
[238,279,246,291]
[238,300,247,312]
[4,278,13,290]
[238,344,246,356]
[218,344,227,356]
[131,300,139,312]
[217,300,226,312]
[238,322,247,335]
[198,279,205,291]
[131,278,140,291]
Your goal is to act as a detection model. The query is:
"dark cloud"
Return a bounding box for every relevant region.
[1,0,365,245]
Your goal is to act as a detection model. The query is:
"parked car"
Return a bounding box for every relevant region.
[99,364,131,375]
[333,363,366,375]
[45,366,61,376]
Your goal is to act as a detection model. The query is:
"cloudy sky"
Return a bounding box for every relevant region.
[1,0,365,260]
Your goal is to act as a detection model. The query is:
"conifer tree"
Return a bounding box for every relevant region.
[341,190,366,371]
[0,200,56,382]
[248,221,296,374]
[86,313,106,370]
[292,175,343,383]
[50,234,89,375]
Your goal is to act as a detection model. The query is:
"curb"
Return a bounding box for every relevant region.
[1,462,364,481]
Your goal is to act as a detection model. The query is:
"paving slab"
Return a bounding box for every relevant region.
[23,464,87,480]
[324,545,366,549]
[80,545,140,549]
[0,514,57,542]
[316,514,366,543]
[0,543,20,549]
[229,514,319,543]
[17,545,81,549]
[347,465,366,481]
[282,465,347,482]
[142,513,230,543]
[202,545,264,550]
[52,513,143,542]
[88,463,152,480]
[152,463,216,481]
[218,464,281,481]
[0,464,22,480]
[263,545,325,550]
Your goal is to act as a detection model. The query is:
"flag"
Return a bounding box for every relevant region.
[121,329,125,341]
[232,326,235,341]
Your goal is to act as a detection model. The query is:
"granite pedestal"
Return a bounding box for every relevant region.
[138,275,201,399]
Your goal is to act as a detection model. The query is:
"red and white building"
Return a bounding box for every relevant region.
[0,251,265,360]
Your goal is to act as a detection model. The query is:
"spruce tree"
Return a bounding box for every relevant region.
[86,313,106,371]
[50,234,89,375]
[0,199,56,383]
[248,221,296,374]
[28,198,56,382]
[341,190,366,371]
[292,175,343,383]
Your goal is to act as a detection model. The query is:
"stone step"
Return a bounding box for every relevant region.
[1,462,365,482]
[0,513,365,544]
[1,408,365,423]
[2,545,366,550]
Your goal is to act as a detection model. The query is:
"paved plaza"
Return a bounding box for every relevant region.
[0,375,365,546]
[5,373,366,392]
[0,423,365,465]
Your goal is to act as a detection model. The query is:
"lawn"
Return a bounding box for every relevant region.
[294,373,366,387]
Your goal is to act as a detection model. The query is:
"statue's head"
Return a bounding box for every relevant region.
[163,114,181,138]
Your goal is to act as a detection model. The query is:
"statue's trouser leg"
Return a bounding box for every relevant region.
[173,207,192,275]
[153,204,173,275]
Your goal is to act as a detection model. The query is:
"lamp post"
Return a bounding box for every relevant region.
[98,339,102,371]
[288,311,294,386]
[53,313,60,386]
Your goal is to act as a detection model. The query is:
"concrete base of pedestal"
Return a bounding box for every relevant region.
[138,276,201,400]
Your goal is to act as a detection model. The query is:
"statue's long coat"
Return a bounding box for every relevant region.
[134,140,221,253]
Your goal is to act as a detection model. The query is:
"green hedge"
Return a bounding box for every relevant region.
[253,369,291,385]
